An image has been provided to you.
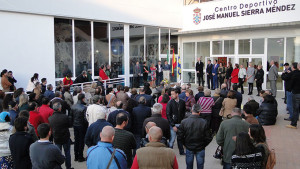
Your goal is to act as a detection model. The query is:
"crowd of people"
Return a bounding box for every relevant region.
[0,59,298,169]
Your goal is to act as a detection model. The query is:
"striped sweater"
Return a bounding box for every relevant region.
[197,97,215,114]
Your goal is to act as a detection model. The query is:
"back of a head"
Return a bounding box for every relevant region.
[145,121,156,131]
[292,62,298,70]
[14,117,28,132]
[228,91,236,99]
[139,88,145,94]
[138,96,146,105]
[19,94,28,106]
[243,104,253,115]
[221,83,227,89]
[116,113,128,125]
[75,86,82,94]
[204,89,211,97]
[181,84,186,90]
[78,93,85,102]
[263,94,275,104]
[235,132,255,156]
[116,101,123,109]
[249,124,266,143]
[232,84,238,91]
[152,103,163,114]
[198,86,204,92]
[52,102,62,112]
[100,126,115,142]
[47,84,52,90]
[214,89,221,96]
[37,123,50,139]
[42,97,50,105]
[119,85,124,91]
[92,95,100,104]
[124,86,129,92]
[131,88,137,95]
[231,107,241,116]
[54,91,61,98]
[19,110,29,119]
[192,104,201,114]
[28,102,37,111]
[148,126,163,142]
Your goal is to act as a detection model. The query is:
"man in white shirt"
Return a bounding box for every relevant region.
[238,64,247,94]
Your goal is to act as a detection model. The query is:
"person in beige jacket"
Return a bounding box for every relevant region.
[220,90,237,119]
[1,70,11,92]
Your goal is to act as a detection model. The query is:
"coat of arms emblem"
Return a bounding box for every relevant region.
[193,8,201,25]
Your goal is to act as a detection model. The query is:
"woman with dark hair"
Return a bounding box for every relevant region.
[159,94,170,119]
[211,89,224,133]
[231,132,263,169]
[28,93,37,104]
[143,82,152,95]
[225,62,233,90]
[26,73,39,93]
[125,98,138,123]
[256,95,278,125]
[249,124,270,169]
[220,90,237,119]
[2,94,13,112]
[185,89,196,112]
[218,62,226,89]
[0,91,5,112]
[13,88,24,103]
[231,64,239,87]
[195,86,204,102]
[143,61,149,83]
[130,88,138,100]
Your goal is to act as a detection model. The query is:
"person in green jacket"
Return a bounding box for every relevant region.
[216,107,250,169]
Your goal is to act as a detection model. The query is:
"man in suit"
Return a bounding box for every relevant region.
[133,61,141,88]
[196,57,204,87]
[156,61,163,86]
[212,59,219,90]
[162,60,170,70]
[206,60,213,89]
[268,60,278,97]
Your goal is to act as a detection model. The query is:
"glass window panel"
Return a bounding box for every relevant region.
[197,41,210,70]
[74,20,91,77]
[160,29,169,55]
[111,24,124,76]
[54,18,73,78]
[130,25,144,74]
[267,38,284,71]
[238,39,250,54]
[183,71,195,83]
[212,41,222,55]
[252,39,264,54]
[224,40,234,54]
[286,37,300,64]
[183,43,195,69]
[94,22,109,77]
[146,27,159,66]
[171,30,178,54]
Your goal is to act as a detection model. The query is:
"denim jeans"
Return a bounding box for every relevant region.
[212,75,218,89]
[186,149,205,169]
[291,94,300,126]
[73,125,87,159]
[169,125,185,154]
[222,162,232,169]
[56,139,71,169]
[286,91,293,119]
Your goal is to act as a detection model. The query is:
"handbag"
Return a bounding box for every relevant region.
[213,146,223,159]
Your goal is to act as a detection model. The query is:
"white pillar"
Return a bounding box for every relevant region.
[124,24,130,86]
[91,21,95,80]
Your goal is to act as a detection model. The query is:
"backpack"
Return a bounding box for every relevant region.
[266,148,276,169]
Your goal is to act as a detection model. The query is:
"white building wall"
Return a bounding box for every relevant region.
[0,11,55,90]
[0,0,182,29]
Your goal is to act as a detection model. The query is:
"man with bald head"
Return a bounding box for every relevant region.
[87,126,127,169]
[131,126,178,169]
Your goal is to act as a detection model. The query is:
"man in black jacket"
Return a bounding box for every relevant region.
[196,57,204,86]
[70,93,88,162]
[178,104,213,169]
[9,117,34,169]
[48,102,74,169]
[206,60,213,89]
[50,91,70,115]
[287,62,300,129]
[166,87,186,155]
[74,71,88,84]
[156,61,163,86]
[142,103,170,140]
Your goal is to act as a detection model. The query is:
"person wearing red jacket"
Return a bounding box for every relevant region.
[231,64,240,85]
[63,74,73,86]
[37,97,54,124]
[28,102,43,136]
[99,65,109,81]
[131,126,178,169]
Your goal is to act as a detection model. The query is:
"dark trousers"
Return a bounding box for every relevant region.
[225,78,231,90]
[291,94,300,127]
[219,77,224,89]
[211,116,222,134]
[207,75,213,89]
[197,73,204,86]
[238,78,244,94]
[200,113,212,128]
[156,73,163,85]
[133,76,140,88]
[73,126,87,159]
[256,82,262,94]
[56,139,71,169]
[248,83,253,94]
[143,73,148,83]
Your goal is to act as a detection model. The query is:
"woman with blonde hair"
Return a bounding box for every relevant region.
[33,82,42,101]
[18,94,29,112]
[220,90,237,119]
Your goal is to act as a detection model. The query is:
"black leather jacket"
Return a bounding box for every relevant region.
[177,114,213,151]
[70,100,88,127]
[257,102,278,125]
[166,99,186,127]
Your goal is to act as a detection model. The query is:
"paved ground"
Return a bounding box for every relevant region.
[63,87,299,169]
